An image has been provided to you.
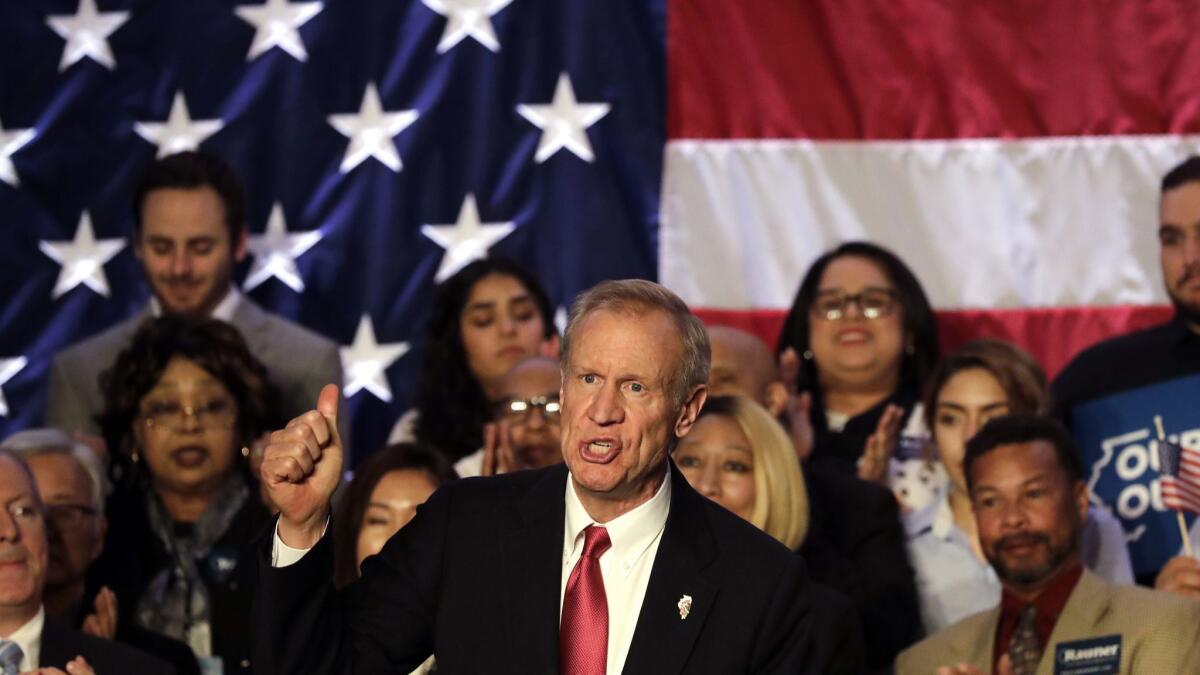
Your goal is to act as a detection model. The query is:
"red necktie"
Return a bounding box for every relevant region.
[560,525,612,675]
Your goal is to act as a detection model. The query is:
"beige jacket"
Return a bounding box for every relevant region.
[895,569,1200,674]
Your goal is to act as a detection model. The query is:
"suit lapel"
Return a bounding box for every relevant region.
[1036,570,1112,675]
[39,618,77,669]
[621,466,717,675]
[964,607,1002,668]
[499,465,569,673]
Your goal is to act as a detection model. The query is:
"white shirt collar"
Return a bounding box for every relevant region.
[1,605,43,671]
[149,286,241,322]
[564,465,672,576]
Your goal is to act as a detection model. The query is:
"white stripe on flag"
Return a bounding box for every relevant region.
[661,136,1200,310]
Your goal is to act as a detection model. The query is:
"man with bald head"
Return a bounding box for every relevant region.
[453,356,565,477]
[707,326,790,415]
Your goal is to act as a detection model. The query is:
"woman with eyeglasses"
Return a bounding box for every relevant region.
[92,316,284,675]
[388,258,559,469]
[777,241,940,481]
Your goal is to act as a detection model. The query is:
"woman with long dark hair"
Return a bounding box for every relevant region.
[777,241,939,479]
[389,258,558,466]
[92,316,284,674]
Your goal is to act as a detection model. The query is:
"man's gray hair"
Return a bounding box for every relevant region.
[0,447,41,509]
[1,429,107,513]
[562,279,711,406]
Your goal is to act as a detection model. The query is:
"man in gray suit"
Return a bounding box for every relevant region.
[45,151,342,439]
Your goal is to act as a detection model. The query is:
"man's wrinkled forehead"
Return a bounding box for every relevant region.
[0,453,39,506]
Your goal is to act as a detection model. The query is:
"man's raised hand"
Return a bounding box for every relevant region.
[261,384,344,548]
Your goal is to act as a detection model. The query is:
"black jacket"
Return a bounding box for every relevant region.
[255,463,825,673]
[89,478,271,674]
[41,617,176,675]
[800,462,922,668]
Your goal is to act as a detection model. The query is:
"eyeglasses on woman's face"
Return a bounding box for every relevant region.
[810,287,898,321]
[139,396,237,432]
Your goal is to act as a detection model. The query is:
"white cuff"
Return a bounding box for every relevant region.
[270,517,329,567]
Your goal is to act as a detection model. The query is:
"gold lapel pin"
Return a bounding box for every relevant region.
[677,595,692,620]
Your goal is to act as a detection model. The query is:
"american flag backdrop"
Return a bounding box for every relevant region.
[2,1,1200,463]
[0,0,665,458]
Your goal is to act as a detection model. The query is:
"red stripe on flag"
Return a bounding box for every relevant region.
[1162,480,1200,513]
[694,305,1173,380]
[668,1,1200,140]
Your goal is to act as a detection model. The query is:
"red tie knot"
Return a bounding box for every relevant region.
[581,525,611,560]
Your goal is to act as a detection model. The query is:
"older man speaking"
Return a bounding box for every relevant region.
[254,280,816,673]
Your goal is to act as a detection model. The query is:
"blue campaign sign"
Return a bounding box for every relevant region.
[1070,373,1200,577]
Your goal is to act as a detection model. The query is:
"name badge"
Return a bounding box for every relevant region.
[1054,634,1122,675]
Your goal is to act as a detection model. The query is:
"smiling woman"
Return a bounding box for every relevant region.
[777,241,939,480]
[92,316,284,674]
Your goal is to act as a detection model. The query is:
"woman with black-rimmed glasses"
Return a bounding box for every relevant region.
[92,316,284,675]
[777,241,940,481]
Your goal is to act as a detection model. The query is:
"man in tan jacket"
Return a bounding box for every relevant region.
[895,414,1200,675]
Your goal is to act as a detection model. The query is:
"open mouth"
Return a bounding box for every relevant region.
[171,445,210,468]
[580,439,620,464]
[835,328,870,344]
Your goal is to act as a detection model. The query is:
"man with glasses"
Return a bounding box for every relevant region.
[0,447,172,674]
[454,356,564,477]
[2,429,200,675]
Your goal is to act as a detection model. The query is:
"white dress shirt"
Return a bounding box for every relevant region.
[271,467,672,675]
[149,287,241,321]
[561,467,671,675]
[1,606,44,672]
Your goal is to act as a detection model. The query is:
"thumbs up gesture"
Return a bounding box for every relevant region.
[261,384,344,548]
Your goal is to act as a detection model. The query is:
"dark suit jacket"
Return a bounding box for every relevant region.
[255,463,821,674]
[41,617,176,675]
[799,462,921,668]
[45,297,342,434]
[65,595,201,675]
[806,583,867,675]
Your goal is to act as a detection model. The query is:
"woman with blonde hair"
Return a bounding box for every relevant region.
[675,395,809,548]
[675,394,918,669]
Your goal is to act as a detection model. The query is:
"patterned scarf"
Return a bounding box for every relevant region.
[134,474,249,656]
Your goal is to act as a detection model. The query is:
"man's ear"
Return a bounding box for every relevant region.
[764,380,789,416]
[233,227,249,264]
[1073,480,1090,523]
[674,385,708,438]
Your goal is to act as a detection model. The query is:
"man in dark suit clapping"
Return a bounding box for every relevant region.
[255,279,819,673]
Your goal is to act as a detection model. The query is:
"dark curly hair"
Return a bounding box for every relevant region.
[97,316,284,482]
[776,241,939,396]
[333,442,457,588]
[412,258,555,461]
